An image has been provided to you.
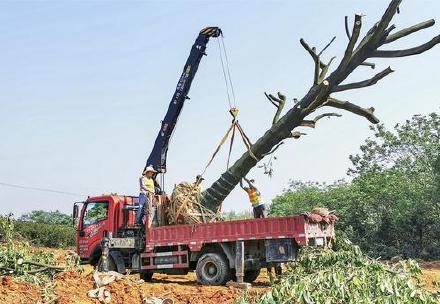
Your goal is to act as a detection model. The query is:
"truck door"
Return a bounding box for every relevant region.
[77,201,110,260]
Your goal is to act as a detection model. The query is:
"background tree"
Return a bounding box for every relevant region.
[19,210,71,225]
[270,112,440,259]
[200,0,440,212]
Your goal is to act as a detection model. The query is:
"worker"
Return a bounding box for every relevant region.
[137,166,157,225]
[239,177,266,218]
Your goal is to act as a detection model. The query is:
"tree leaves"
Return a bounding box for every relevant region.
[237,246,440,304]
[270,112,440,260]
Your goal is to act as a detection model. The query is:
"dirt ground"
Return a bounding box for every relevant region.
[53,268,268,304]
[1,248,439,304]
[419,261,440,292]
[0,247,268,304]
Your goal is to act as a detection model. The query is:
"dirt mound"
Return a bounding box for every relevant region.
[53,271,266,304]
[55,271,95,304]
[0,276,40,304]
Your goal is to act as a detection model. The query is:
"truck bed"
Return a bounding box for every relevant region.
[145,215,335,252]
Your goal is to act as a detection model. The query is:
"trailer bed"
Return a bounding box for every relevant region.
[145,215,335,252]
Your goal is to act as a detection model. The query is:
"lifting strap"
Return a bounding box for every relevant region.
[200,108,258,176]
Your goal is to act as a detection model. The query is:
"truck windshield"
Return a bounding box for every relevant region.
[82,202,108,228]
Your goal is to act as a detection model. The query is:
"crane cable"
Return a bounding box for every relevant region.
[199,34,257,177]
[217,34,237,109]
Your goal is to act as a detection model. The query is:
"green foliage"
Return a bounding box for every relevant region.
[0,210,76,248]
[19,210,72,225]
[270,113,440,259]
[222,210,254,221]
[0,215,78,286]
[14,221,75,248]
[237,246,440,304]
[349,113,440,176]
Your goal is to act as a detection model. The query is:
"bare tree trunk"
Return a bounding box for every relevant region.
[201,0,440,212]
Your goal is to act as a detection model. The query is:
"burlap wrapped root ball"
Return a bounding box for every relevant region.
[168,182,219,225]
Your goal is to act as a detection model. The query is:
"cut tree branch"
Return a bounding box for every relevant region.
[368,0,402,46]
[338,14,362,71]
[333,66,394,92]
[345,16,351,39]
[344,16,376,70]
[318,36,336,57]
[319,56,336,83]
[290,131,306,139]
[324,97,379,124]
[261,142,284,157]
[383,24,397,40]
[301,36,336,84]
[300,38,326,69]
[354,0,400,54]
[384,19,435,44]
[361,62,376,69]
[314,49,320,84]
[265,92,279,107]
[265,92,286,125]
[301,113,342,128]
[372,34,440,57]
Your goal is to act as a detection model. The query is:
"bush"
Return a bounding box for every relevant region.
[14,221,75,248]
[238,245,440,304]
[19,210,71,225]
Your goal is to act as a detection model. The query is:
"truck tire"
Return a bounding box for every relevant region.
[140,272,153,282]
[244,269,261,283]
[196,253,230,286]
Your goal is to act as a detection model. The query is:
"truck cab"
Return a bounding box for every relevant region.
[74,195,138,265]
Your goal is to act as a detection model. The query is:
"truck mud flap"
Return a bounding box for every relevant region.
[109,251,126,274]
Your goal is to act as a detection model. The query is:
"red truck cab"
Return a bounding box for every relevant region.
[74,195,138,264]
[73,195,335,285]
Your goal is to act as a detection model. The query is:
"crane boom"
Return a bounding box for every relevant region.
[145,27,222,174]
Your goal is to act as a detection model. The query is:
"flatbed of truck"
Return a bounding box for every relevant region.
[146,215,335,252]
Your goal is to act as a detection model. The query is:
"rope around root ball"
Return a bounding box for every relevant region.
[167,182,221,225]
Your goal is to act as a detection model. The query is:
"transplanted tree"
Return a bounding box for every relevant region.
[201,0,440,212]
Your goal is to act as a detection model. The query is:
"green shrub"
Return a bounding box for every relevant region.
[14,221,75,248]
[237,245,440,304]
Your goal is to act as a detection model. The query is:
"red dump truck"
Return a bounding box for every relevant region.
[73,195,336,285]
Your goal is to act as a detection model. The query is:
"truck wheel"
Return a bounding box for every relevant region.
[140,272,153,282]
[244,269,261,283]
[196,253,230,286]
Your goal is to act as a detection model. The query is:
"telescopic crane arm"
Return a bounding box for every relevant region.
[145,27,222,174]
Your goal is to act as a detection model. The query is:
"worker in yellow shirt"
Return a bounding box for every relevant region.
[137,166,157,225]
[239,177,267,218]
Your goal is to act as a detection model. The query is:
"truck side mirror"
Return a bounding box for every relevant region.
[73,204,80,230]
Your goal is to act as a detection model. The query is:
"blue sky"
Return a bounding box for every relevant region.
[0,0,439,216]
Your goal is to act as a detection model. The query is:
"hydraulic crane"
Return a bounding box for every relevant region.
[145,27,222,182]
